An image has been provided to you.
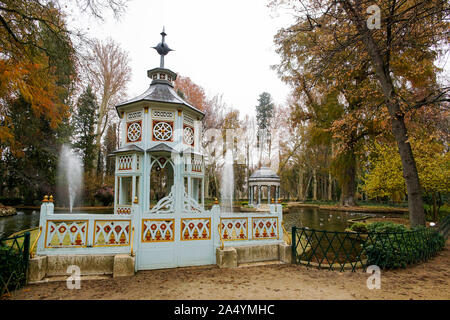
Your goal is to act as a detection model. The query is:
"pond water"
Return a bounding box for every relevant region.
[283,207,372,232]
[0,209,40,238]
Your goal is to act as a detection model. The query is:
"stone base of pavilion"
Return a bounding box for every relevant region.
[216,242,291,268]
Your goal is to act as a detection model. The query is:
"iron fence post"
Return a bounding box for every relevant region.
[291,226,296,262]
[22,232,30,284]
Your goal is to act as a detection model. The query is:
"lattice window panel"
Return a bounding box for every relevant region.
[152,110,174,120]
[118,155,133,170]
[142,219,174,242]
[183,125,194,146]
[220,218,248,241]
[136,156,140,170]
[191,155,203,172]
[93,220,131,246]
[45,220,88,248]
[127,111,142,121]
[252,217,278,240]
[152,121,173,141]
[184,115,194,126]
[127,121,142,142]
[181,218,211,241]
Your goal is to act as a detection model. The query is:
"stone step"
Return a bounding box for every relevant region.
[29,274,112,284]
[237,260,284,268]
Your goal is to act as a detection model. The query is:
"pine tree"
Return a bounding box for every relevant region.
[72,86,98,172]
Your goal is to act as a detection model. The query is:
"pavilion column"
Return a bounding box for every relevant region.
[258,186,261,205]
[249,186,252,205]
[267,185,271,205]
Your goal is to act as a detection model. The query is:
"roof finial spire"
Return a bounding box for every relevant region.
[152,26,173,68]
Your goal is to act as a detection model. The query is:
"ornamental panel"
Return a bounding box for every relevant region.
[45,220,88,248]
[142,219,174,242]
[183,125,194,146]
[181,218,211,241]
[252,217,278,240]
[118,155,133,170]
[117,206,132,215]
[127,111,142,121]
[191,155,203,172]
[220,218,248,241]
[152,109,175,120]
[127,121,142,142]
[93,220,131,246]
[184,115,194,126]
[152,121,173,141]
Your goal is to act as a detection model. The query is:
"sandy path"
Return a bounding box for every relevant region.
[9,243,450,300]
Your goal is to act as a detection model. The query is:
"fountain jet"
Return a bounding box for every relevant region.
[58,144,83,213]
[221,149,234,213]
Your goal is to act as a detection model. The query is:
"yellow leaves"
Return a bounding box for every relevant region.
[364,137,450,200]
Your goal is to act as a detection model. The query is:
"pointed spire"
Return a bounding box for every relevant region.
[152,26,173,68]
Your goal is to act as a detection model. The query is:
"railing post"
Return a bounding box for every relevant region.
[291,226,296,263]
[22,232,30,283]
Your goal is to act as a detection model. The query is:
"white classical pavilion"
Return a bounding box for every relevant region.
[248,167,281,206]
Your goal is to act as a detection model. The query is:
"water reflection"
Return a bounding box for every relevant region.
[0,209,40,238]
[283,207,370,232]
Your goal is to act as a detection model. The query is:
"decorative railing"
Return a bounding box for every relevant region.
[37,201,134,255]
[217,204,284,245]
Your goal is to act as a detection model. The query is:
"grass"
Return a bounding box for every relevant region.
[3,228,40,256]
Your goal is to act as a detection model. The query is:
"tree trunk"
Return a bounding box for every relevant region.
[312,168,317,201]
[328,172,332,201]
[298,169,304,201]
[342,0,425,226]
[340,150,357,207]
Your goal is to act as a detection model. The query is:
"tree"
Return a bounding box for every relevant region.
[174,76,208,111]
[364,138,450,220]
[72,86,98,171]
[255,92,275,166]
[104,123,118,177]
[271,0,449,226]
[86,38,131,175]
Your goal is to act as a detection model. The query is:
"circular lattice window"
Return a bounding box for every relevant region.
[153,122,173,141]
[127,122,142,142]
[183,126,194,145]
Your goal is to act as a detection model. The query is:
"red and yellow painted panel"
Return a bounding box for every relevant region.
[220,218,248,241]
[93,220,131,247]
[252,217,278,240]
[142,219,175,242]
[45,220,88,248]
[181,218,211,241]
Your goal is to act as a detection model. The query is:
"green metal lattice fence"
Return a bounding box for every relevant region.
[292,223,446,272]
[0,232,30,296]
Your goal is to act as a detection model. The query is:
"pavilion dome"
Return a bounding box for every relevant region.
[249,167,280,183]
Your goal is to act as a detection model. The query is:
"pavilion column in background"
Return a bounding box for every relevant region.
[258,186,261,205]
[268,185,271,205]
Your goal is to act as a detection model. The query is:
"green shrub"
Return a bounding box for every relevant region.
[367,221,407,233]
[350,222,369,233]
[365,223,445,269]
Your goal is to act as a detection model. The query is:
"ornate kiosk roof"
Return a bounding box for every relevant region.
[249,167,280,185]
[115,28,205,118]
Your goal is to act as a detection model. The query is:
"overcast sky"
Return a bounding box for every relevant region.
[70,0,296,118]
